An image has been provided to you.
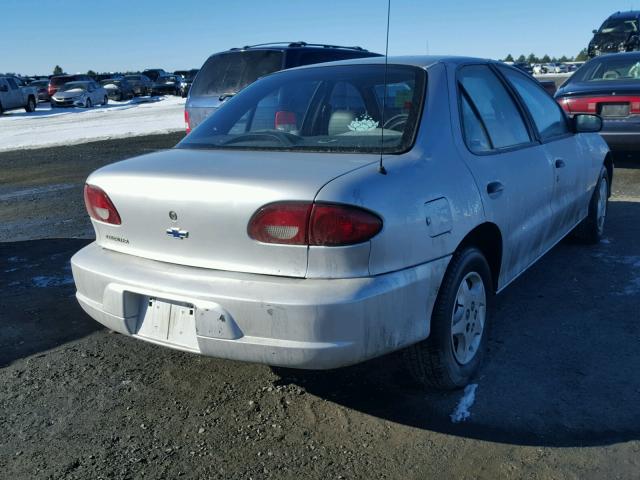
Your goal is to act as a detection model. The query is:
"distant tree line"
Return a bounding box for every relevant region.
[502,49,589,64]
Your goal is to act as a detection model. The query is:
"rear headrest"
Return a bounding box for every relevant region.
[328,110,354,136]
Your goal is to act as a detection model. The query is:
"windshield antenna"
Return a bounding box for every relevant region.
[378,0,391,175]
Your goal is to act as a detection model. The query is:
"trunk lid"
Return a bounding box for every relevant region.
[87,148,375,277]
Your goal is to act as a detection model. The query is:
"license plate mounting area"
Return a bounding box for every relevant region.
[135,296,199,351]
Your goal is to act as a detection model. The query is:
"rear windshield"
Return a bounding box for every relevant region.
[61,82,88,91]
[571,56,640,82]
[190,50,284,97]
[51,77,72,86]
[179,64,426,154]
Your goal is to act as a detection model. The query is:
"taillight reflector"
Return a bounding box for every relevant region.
[248,202,382,246]
[83,184,121,225]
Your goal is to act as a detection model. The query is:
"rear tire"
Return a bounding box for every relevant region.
[85,98,92,108]
[404,247,492,390]
[103,96,108,106]
[572,167,609,244]
[24,96,36,112]
[0,101,3,115]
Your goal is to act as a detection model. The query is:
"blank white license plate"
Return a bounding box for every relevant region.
[136,297,199,351]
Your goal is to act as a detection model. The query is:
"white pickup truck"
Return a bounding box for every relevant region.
[0,76,37,114]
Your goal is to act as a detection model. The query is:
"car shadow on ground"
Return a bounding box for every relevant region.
[275,200,640,448]
[0,238,99,367]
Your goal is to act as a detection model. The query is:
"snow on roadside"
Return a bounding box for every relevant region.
[0,96,185,152]
[450,384,478,423]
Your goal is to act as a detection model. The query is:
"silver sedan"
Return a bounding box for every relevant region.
[72,56,611,389]
[51,81,108,108]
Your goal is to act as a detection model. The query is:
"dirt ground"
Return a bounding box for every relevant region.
[1,135,640,479]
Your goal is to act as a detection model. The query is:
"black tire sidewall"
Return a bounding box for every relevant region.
[428,248,493,387]
[593,168,609,238]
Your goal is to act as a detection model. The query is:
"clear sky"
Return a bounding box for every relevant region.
[0,0,627,75]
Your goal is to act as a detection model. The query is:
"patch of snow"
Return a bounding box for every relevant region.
[600,238,611,245]
[450,384,478,423]
[31,275,74,288]
[0,96,185,152]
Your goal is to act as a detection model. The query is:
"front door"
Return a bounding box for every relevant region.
[452,64,556,287]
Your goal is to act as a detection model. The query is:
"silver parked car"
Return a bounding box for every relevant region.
[72,56,611,389]
[51,81,108,108]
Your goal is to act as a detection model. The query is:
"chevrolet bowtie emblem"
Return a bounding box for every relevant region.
[166,227,189,240]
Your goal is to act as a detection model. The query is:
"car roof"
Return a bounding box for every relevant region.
[225,41,374,53]
[607,10,640,20]
[284,55,494,72]
[588,51,640,62]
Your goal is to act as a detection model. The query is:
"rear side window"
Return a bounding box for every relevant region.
[499,66,569,141]
[458,65,531,151]
[191,50,284,97]
[6,78,18,89]
[461,94,492,153]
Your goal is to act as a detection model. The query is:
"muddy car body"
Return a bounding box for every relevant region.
[72,56,612,389]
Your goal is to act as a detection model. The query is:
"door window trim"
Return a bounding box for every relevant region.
[492,64,574,145]
[455,63,539,156]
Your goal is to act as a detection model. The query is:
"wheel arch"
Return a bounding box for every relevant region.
[456,222,503,293]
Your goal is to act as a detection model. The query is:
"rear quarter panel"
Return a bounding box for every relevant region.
[314,63,485,276]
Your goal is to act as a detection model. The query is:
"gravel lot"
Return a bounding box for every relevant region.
[1,135,640,479]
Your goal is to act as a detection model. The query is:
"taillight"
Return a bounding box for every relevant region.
[248,202,311,245]
[184,109,191,133]
[83,184,121,225]
[47,85,55,95]
[309,204,382,246]
[558,95,640,114]
[248,202,382,246]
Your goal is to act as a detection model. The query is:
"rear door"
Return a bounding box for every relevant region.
[5,78,21,109]
[498,66,587,241]
[453,64,556,286]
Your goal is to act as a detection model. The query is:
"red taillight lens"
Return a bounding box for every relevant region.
[558,95,640,114]
[248,202,382,246]
[309,204,382,246]
[184,109,191,133]
[47,85,55,95]
[83,184,121,225]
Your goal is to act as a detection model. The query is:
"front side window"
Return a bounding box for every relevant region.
[499,67,569,140]
[458,65,531,150]
[180,64,426,154]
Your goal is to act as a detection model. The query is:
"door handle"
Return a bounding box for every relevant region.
[555,159,566,168]
[487,181,504,198]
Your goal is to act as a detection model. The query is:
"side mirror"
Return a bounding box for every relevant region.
[574,114,602,133]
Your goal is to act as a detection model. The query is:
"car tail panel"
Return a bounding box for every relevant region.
[86,148,375,278]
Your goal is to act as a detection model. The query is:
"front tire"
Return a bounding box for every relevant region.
[572,167,609,243]
[103,96,108,106]
[404,247,492,390]
[85,98,92,108]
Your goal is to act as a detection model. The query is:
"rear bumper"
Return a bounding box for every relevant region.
[600,118,640,151]
[71,243,449,369]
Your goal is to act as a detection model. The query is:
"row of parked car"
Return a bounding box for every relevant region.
[0,68,199,114]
